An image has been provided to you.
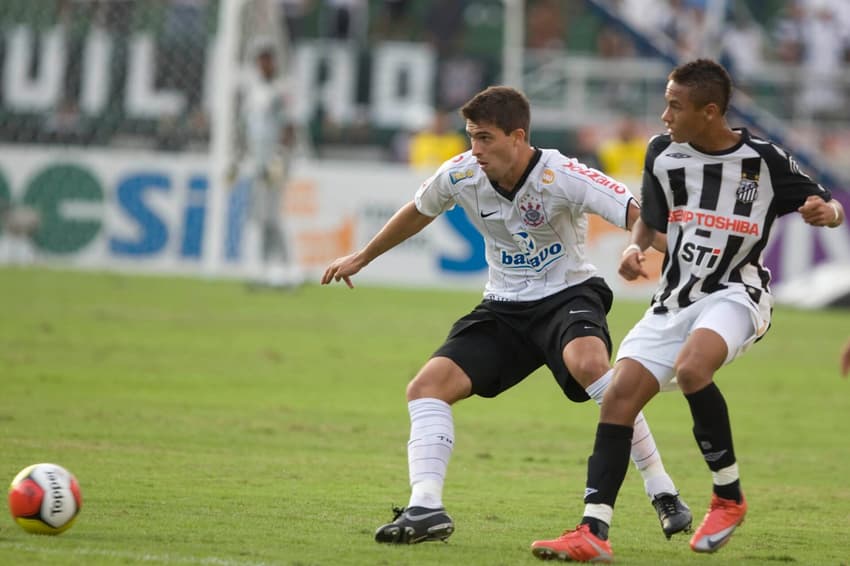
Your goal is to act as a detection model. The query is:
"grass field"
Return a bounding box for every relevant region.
[1,267,848,565]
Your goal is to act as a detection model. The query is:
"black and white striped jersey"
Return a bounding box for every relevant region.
[641,128,832,317]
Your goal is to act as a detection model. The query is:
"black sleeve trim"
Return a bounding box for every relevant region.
[640,135,672,233]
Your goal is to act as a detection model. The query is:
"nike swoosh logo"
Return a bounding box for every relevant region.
[480,210,498,218]
[405,510,446,521]
[700,521,740,550]
[569,309,591,315]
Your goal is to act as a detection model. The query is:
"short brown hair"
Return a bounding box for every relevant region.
[669,59,732,114]
[460,86,531,137]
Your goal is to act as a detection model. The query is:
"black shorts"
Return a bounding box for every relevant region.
[432,277,614,402]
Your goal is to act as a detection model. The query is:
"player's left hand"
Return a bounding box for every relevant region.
[618,246,649,281]
[798,195,839,226]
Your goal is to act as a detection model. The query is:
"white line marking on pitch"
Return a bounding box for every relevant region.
[0,541,280,566]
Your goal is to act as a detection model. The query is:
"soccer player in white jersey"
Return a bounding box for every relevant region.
[531,59,846,562]
[321,86,692,545]
[233,40,302,288]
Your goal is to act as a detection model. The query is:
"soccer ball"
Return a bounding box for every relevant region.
[8,463,82,534]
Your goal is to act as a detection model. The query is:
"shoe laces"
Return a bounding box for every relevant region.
[654,494,679,516]
[390,506,406,521]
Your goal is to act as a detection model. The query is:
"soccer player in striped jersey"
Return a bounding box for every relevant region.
[531,59,845,562]
[322,86,692,545]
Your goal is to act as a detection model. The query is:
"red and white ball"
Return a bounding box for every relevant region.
[8,463,82,534]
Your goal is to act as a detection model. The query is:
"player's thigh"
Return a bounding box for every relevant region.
[536,287,613,400]
[616,310,680,388]
[407,356,473,403]
[432,316,541,399]
[689,299,757,365]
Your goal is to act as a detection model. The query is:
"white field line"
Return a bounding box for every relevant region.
[0,541,281,566]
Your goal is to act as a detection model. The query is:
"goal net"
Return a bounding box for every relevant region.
[0,0,298,276]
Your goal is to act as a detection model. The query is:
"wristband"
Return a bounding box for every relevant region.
[829,201,840,225]
[622,243,642,257]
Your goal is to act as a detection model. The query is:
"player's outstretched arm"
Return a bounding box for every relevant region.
[619,218,657,281]
[798,195,845,228]
[321,201,436,288]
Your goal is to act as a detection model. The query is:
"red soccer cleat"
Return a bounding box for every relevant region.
[531,524,613,563]
[689,493,747,553]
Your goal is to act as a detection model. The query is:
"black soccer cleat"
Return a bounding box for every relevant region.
[652,492,693,539]
[374,506,455,544]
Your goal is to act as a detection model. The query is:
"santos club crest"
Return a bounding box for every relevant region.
[736,173,759,204]
[519,193,545,227]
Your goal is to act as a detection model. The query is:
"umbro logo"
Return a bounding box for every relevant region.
[665,152,691,159]
[480,210,498,218]
[703,449,728,462]
[584,487,598,499]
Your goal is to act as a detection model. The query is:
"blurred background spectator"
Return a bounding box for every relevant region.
[3,0,850,184]
[278,0,312,43]
[720,5,766,82]
[596,117,646,181]
[527,0,567,50]
[321,0,367,42]
[794,0,849,120]
[407,110,468,170]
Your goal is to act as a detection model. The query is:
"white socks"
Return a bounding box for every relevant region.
[404,372,677,514]
[407,398,454,509]
[585,369,677,499]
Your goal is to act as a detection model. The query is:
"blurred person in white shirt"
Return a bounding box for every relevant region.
[232,39,302,288]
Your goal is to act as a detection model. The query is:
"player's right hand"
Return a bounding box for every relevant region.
[321,253,365,288]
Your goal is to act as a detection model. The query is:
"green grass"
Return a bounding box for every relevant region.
[1,267,848,565]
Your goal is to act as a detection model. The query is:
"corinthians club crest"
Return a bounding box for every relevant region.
[736,173,759,204]
[519,193,545,227]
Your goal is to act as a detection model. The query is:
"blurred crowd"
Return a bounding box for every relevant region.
[3,0,850,180]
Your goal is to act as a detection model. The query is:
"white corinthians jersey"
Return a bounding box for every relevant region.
[642,128,833,319]
[415,148,635,301]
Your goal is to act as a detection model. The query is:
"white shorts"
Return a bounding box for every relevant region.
[616,289,765,390]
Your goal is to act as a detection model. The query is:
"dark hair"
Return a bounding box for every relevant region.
[669,59,732,114]
[460,86,531,137]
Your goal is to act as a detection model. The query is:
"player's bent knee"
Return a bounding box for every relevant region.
[674,361,713,393]
[563,339,611,388]
[568,357,611,388]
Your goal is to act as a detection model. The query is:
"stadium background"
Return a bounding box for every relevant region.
[0,0,848,305]
[1,2,849,565]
